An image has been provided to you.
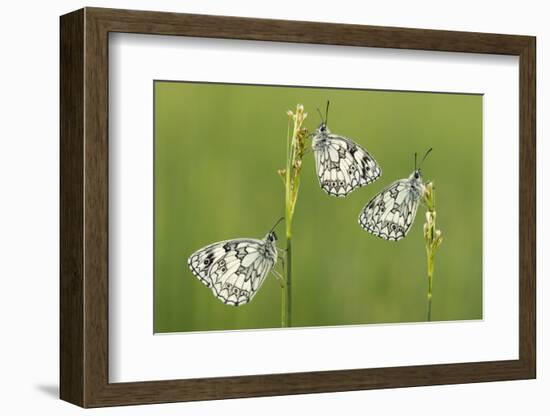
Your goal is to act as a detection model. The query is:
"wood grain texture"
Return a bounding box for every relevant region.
[518,38,536,376]
[83,10,110,406]
[59,8,84,406]
[89,7,532,54]
[59,7,537,408]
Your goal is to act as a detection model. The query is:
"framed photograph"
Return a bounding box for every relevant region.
[60,7,536,407]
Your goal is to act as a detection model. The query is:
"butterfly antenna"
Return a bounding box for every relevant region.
[316,108,325,124]
[269,217,285,233]
[419,148,433,169]
[414,152,418,171]
[325,101,330,126]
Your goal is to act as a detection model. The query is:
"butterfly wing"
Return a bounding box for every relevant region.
[314,134,381,197]
[358,179,421,241]
[187,239,275,306]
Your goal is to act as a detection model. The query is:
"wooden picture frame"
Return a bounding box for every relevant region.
[60,7,536,407]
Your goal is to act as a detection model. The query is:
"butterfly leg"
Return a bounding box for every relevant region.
[271,269,285,288]
[276,246,288,255]
[273,248,286,287]
[278,256,285,274]
[276,247,287,273]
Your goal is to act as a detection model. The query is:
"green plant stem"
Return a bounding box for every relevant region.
[282,149,292,327]
[283,231,292,327]
[423,182,441,322]
[282,117,295,328]
[280,105,306,328]
[426,250,434,321]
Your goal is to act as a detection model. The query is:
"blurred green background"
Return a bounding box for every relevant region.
[154,81,482,333]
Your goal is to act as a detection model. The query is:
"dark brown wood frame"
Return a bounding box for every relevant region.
[60,7,536,408]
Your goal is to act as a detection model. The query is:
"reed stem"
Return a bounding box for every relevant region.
[423,182,442,322]
[279,104,307,328]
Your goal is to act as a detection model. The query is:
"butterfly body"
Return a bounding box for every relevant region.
[312,123,381,197]
[187,231,278,306]
[359,169,426,241]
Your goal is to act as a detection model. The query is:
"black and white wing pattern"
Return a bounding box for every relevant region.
[312,128,381,197]
[358,173,425,241]
[187,234,277,306]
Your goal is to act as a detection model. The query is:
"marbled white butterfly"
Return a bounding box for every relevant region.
[187,219,283,306]
[359,149,432,241]
[312,102,381,197]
